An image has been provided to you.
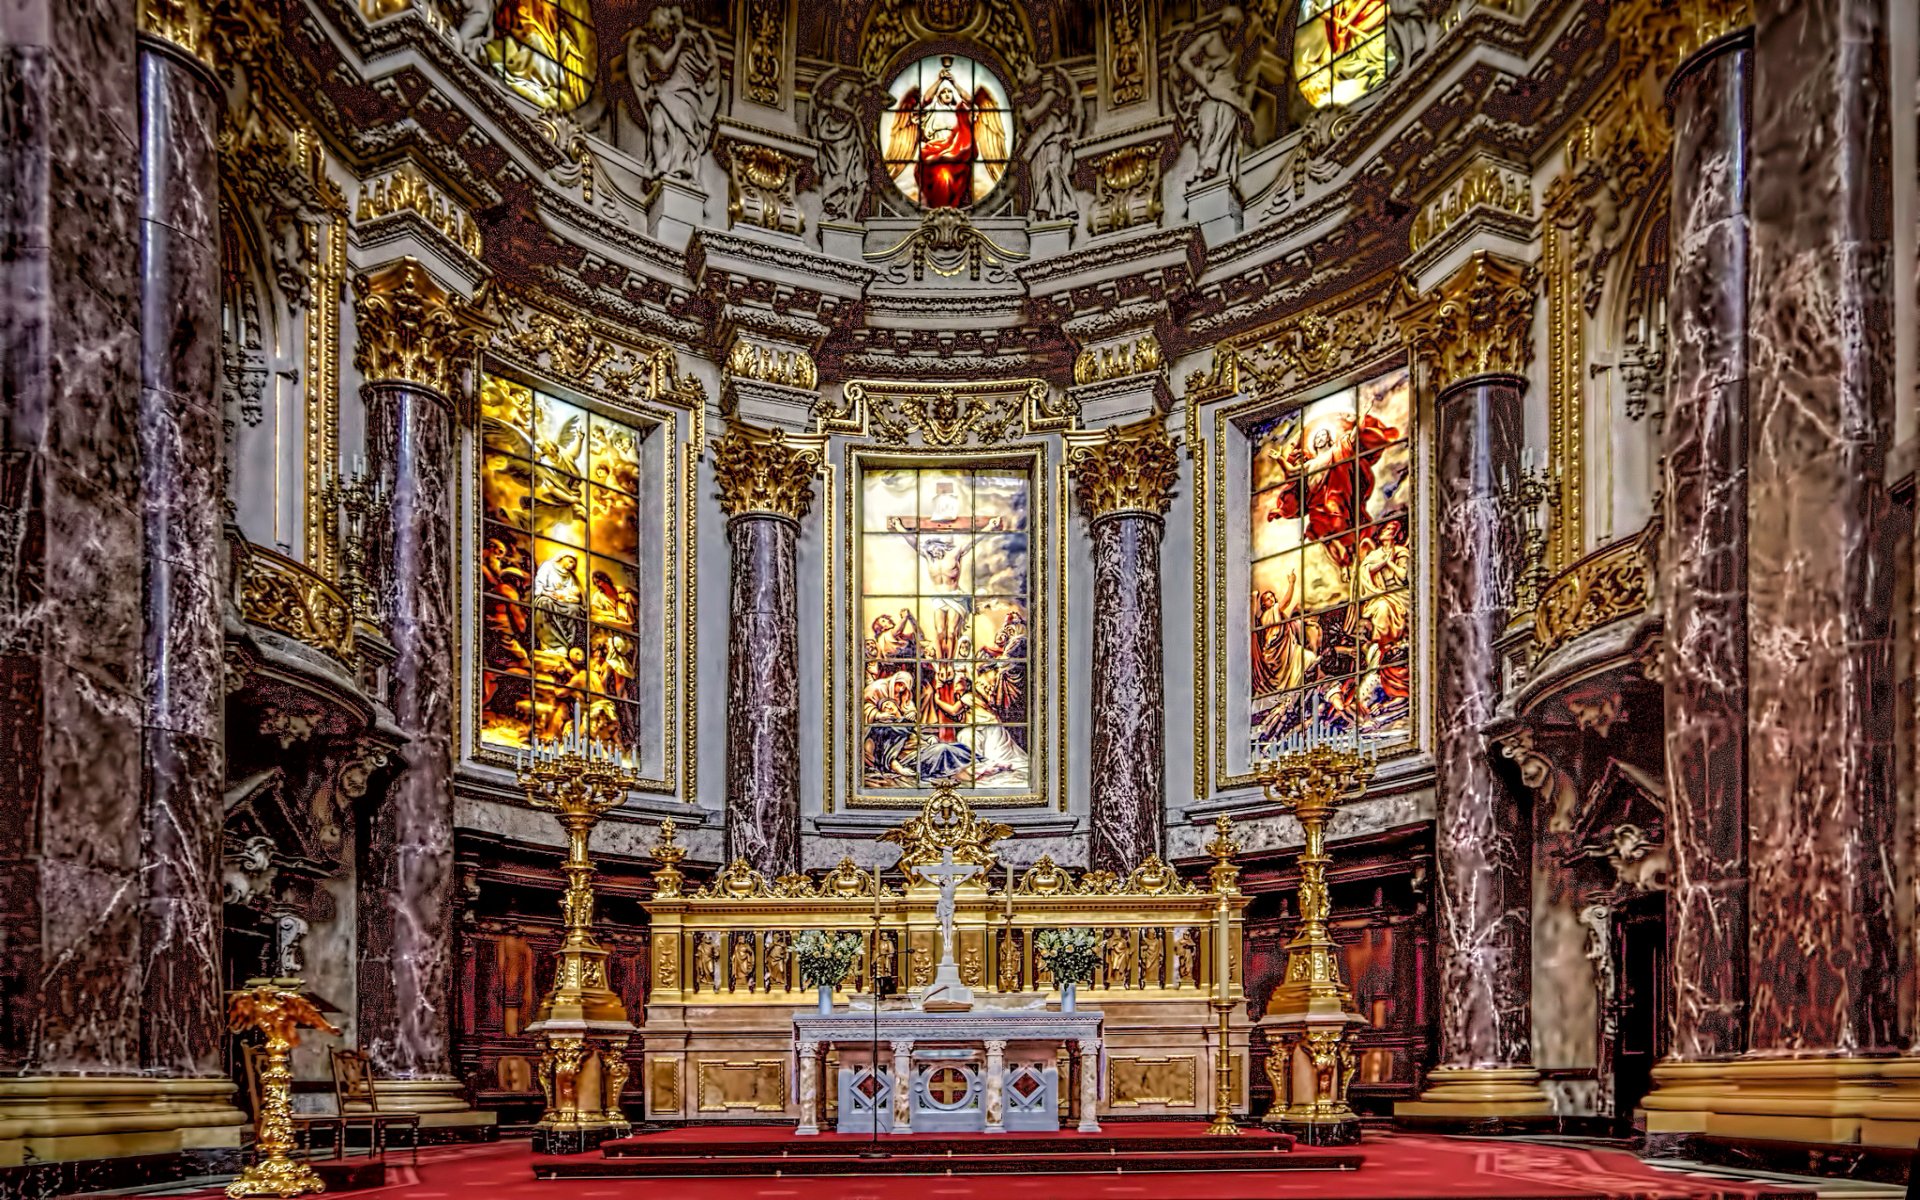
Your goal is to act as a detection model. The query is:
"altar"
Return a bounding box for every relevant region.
[792,1008,1104,1135]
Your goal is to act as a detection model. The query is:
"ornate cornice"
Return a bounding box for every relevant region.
[814,379,1074,449]
[1400,252,1538,395]
[1068,418,1180,522]
[351,259,488,396]
[711,425,824,522]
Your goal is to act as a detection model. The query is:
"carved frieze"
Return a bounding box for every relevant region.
[1399,252,1538,393]
[864,209,1028,283]
[1408,156,1535,258]
[727,339,817,390]
[355,162,484,261]
[1068,418,1180,521]
[711,425,824,521]
[816,379,1072,449]
[1073,334,1164,386]
[351,259,488,395]
[485,294,690,408]
[1187,275,1402,404]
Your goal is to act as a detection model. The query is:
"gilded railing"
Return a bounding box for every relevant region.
[1530,522,1656,662]
[643,793,1245,1007]
[239,543,356,665]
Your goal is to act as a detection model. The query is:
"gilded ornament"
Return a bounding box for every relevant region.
[239,545,356,665]
[351,259,488,395]
[879,782,1014,875]
[818,379,1071,449]
[1090,144,1164,234]
[1069,418,1180,521]
[140,0,214,67]
[1408,157,1535,257]
[720,141,806,235]
[226,984,340,1198]
[696,858,778,899]
[649,818,688,899]
[1531,523,1656,662]
[710,425,823,521]
[1107,0,1148,107]
[727,339,817,390]
[486,296,680,406]
[742,0,784,106]
[864,208,1028,282]
[1399,252,1538,393]
[354,163,484,259]
[1072,335,1165,386]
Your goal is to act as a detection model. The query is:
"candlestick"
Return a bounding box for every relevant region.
[873,867,883,920]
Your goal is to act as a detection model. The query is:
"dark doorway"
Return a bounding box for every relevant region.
[1611,892,1667,1131]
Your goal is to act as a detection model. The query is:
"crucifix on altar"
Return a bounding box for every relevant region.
[915,845,981,1011]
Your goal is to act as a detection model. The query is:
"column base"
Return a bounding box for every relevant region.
[1278,1116,1362,1146]
[531,1122,625,1155]
[1641,1057,1910,1148]
[370,1079,498,1141]
[1394,1067,1552,1130]
[0,1076,248,1188]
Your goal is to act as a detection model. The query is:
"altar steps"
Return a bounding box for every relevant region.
[537,1124,1364,1179]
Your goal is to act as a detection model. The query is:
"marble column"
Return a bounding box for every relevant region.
[1071,420,1180,874]
[136,26,227,1080]
[712,424,821,878]
[1396,253,1549,1122]
[1744,0,1897,1056]
[983,1038,1006,1132]
[351,262,485,1111]
[1661,26,1753,1064]
[889,1039,914,1133]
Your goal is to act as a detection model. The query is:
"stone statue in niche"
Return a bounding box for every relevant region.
[731,934,756,990]
[1013,59,1081,222]
[810,68,871,222]
[765,931,790,991]
[1173,927,1198,986]
[1388,0,1433,68]
[1103,928,1133,987]
[696,932,720,991]
[1174,5,1254,187]
[875,932,897,982]
[1140,928,1164,986]
[626,5,722,182]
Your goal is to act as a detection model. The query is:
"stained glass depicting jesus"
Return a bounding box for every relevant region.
[880,55,1012,209]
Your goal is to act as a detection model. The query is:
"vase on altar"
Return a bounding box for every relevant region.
[1061,982,1076,1012]
[818,984,834,1015]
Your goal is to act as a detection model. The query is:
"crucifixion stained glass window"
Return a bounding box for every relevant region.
[1293,0,1393,110]
[1248,366,1413,758]
[858,465,1031,792]
[478,375,642,754]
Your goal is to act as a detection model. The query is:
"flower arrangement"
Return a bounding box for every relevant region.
[1034,927,1099,987]
[794,929,865,989]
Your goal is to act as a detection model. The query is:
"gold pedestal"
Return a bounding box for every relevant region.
[226,982,340,1198]
[519,747,640,1154]
[1256,747,1373,1146]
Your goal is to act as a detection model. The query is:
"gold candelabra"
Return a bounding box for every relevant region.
[517,733,640,1153]
[1206,815,1242,1137]
[1256,744,1375,1146]
[227,981,340,1198]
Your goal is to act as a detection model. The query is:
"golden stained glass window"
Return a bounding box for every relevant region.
[484,0,596,112]
[858,465,1032,792]
[479,376,643,754]
[1293,0,1393,109]
[1248,366,1414,758]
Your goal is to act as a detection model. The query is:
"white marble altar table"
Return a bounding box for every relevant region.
[791,1009,1104,1136]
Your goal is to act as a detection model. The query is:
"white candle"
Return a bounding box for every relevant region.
[1215,900,1231,1005]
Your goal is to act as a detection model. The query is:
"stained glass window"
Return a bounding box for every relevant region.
[1248,366,1414,759]
[858,465,1032,792]
[479,375,642,754]
[1293,0,1394,109]
[484,0,596,112]
[879,55,1014,209]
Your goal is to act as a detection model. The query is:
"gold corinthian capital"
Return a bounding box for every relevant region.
[351,259,489,396]
[1400,252,1538,396]
[1068,418,1181,521]
[711,424,825,522]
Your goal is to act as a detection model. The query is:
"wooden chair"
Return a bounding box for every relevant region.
[242,1044,343,1162]
[331,1049,421,1164]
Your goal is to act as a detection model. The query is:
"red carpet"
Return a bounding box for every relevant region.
[169,1134,1816,1199]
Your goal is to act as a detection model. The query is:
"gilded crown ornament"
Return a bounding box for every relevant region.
[1068,418,1181,521]
[711,424,825,521]
[351,259,489,396]
[879,780,1014,875]
[1400,252,1538,395]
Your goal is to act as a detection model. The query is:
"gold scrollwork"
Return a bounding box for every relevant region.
[727,339,817,389]
[711,424,825,521]
[816,379,1072,449]
[239,544,356,665]
[351,259,489,395]
[354,163,484,260]
[863,207,1028,281]
[1090,144,1163,235]
[1408,157,1535,257]
[1530,523,1656,662]
[1067,417,1180,521]
[742,0,784,105]
[1399,252,1538,393]
[721,141,806,235]
[879,781,1015,874]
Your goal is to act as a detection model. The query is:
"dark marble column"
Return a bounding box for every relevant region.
[136,31,228,1079]
[1397,254,1547,1122]
[711,425,819,877]
[1744,0,1897,1056]
[351,263,480,1095]
[1072,420,1179,874]
[1661,29,1753,1065]
[0,0,148,1076]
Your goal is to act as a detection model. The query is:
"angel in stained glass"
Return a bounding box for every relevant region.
[885,57,1008,209]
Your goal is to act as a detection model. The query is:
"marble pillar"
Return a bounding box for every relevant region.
[137,32,227,1079]
[1661,28,1752,1064]
[351,263,483,1109]
[1397,253,1548,1122]
[1745,0,1897,1056]
[1071,419,1179,874]
[712,425,820,878]
[890,1039,914,1133]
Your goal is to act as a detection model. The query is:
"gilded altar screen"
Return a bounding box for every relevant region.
[880,54,1013,209]
[1293,0,1393,110]
[858,465,1031,792]
[1248,366,1413,758]
[484,0,596,112]
[478,376,643,754]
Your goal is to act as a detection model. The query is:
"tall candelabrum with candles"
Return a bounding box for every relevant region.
[516,728,642,1154]
[1256,743,1376,1146]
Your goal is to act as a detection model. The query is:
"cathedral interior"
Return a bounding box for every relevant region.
[3,0,1918,1195]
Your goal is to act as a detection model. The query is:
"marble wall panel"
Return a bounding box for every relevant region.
[1088,514,1165,873]
[726,516,800,876]
[1745,0,1899,1056]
